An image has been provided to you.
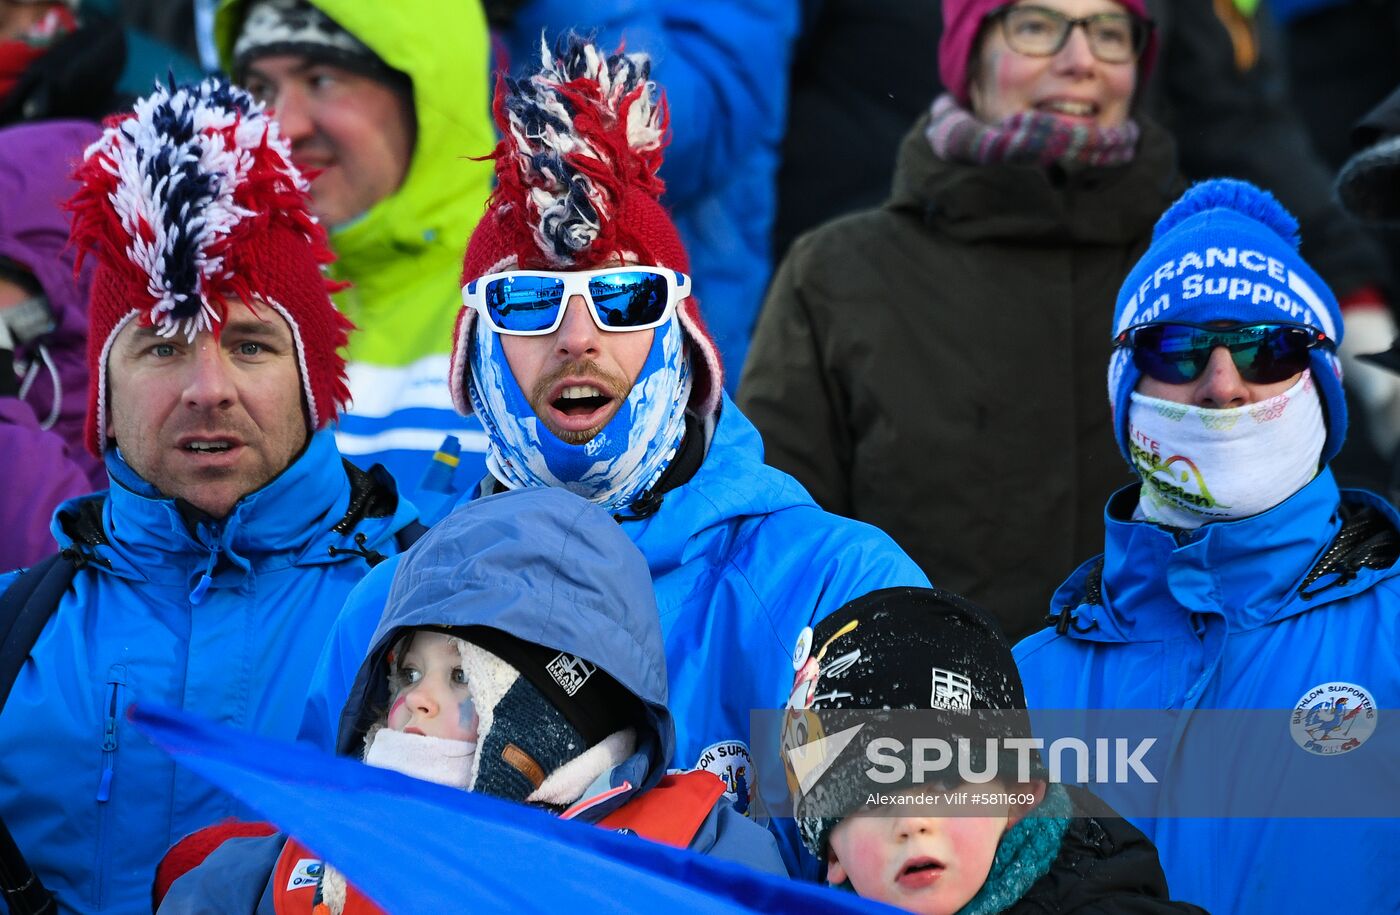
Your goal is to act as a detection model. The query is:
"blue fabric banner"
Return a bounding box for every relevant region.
[129,703,883,913]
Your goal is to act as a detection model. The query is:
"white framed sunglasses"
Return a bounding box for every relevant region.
[462,266,691,336]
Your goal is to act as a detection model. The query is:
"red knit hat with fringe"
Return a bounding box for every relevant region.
[449,36,722,420]
[68,77,353,458]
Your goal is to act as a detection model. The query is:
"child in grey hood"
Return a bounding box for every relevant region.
[156,487,785,913]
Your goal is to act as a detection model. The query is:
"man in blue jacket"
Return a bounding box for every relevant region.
[1014,179,1400,914]
[0,79,419,914]
[300,35,926,872]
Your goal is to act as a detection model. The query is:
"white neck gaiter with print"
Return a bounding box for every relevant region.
[1127,371,1325,530]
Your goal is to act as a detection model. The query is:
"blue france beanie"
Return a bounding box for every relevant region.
[1108,178,1346,466]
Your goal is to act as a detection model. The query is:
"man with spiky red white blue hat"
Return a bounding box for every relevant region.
[1015,178,1400,914]
[0,77,420,913]
[302,34,928,874]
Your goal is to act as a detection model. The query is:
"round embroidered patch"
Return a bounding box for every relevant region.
[694,740,754,815]
[1290,681,1378,756]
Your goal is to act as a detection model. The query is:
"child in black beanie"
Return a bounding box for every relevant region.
[784,587,1205,915]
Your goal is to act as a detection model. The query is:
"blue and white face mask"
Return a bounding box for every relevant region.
[467,315,692,512]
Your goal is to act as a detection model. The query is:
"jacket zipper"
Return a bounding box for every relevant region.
[94,664,126,907]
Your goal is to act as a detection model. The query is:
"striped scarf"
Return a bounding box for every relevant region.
[926,93,1139,169]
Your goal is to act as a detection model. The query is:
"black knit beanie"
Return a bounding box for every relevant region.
[453,625,638,749]
[786,587,1035,858]
[231,0,412,97]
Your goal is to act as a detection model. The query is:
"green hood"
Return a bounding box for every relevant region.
[215,0,495,367]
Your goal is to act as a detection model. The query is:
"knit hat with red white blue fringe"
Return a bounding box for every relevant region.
[68,76,353,458]
[449,34,723,421]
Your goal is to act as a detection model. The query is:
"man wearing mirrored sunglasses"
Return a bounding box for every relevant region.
[1014,178,1400,915]
[300,34,929,877]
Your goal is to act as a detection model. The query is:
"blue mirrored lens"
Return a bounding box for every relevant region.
[587,271,669,328]
[1131,324,1314,385]
[1133,325,1210,384]
[484,276,566,332]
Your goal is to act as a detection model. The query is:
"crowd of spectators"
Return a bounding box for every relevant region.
[1,1,1399,913]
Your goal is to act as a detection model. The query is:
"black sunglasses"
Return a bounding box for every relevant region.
[1115,322,1329,385]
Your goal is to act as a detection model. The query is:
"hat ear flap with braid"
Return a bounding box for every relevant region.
[457,640,577,801]
[454,627,640,807]
[450,33,723,422]
[67,76,354,458]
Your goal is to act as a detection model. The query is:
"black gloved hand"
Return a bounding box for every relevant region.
[0,348,19,398]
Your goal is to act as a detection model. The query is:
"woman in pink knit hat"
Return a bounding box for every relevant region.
[741,0,1184,644]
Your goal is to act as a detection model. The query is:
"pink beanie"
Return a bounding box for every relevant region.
[939,0,1157,106]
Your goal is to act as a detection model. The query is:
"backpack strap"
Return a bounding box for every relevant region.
[0,818,55,915]
[327,463,429,568]
[0,552,79,914]
[1298,500,1400,599]
[0,553,79,708]
[393,520,428,555]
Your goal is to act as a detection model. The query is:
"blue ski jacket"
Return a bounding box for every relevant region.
[0,431,418,914]
[1014,469,1400,915]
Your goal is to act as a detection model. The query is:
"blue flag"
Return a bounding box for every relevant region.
[129,703,886,913]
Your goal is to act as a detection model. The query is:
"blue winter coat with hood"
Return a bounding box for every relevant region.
[156,488,783,914]
[299,398,929,870]
[0,431,419,915]
[1014,469,1400,915]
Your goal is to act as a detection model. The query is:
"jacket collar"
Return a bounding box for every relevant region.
[1073,469,1356,640]
[61,430,371,584]
[558,740,661,824]
[621,395,820,577]
[885,112,1179,246]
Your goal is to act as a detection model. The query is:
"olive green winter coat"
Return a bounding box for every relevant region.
[739,116,1182,639]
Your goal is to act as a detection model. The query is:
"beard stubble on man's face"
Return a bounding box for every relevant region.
[529,358,636,444]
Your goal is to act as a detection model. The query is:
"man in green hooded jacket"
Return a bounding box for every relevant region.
[215,0,496,493]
